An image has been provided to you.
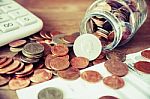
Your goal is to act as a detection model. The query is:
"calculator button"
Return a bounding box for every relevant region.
[0,21,19,32]
[0,0,11,6]
[0,3,19,13]
[0,14,10,23]
[8,9,28,19]
[17,15,37,26]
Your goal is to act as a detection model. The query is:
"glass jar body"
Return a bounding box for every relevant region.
[80,0,148,50]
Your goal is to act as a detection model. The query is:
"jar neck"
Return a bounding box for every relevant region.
[80,11,123,51]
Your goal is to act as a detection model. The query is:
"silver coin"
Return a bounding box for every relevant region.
[38,87,63,99]
[23,43,44,55]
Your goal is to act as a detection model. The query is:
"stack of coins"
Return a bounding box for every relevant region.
[20,43,44,63]
[9,39,27,53]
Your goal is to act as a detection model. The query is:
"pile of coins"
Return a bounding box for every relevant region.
[85,0,142,47]
[20,43,44,63]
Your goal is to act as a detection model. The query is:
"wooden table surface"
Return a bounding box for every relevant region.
[0,0,150,99]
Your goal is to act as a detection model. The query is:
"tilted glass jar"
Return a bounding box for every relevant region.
[80,0,148,51]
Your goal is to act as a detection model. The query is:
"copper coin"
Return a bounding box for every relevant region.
[45,31,52,39]
[134,61,150,74]
[9,40,27,47]
[63,32,80,43]
[45,54,57,69]
[38,87,63,99]
[16,70,34,78]
[108,31,114,42]
[40,30,48,39]
[40,43,52,56]
[103,75,125,89]
[50,31,63,37]
[15,63,33,75]
[30,69,52,83]
[32,33,43,40]
[0,57,7,64]
[9,78,30,90]
[80,70,103,83]
[0,74,11,86]
[50,57,70,70]
[93,58,107,65]
[104,59,128,77]
[7,62,24,74]
[0,58,13,69]
[96,52,106,60]
[51,44,69,56]
[23,43,44,55]
[71,57,89,69]
[60,55,69,60]
[99,96,118,99]
[0,60,20,74]
[106,50,126,62]
[141,50,150,59]
[57,67,80,80]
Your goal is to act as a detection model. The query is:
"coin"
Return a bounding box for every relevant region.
[51,44,69,56]
[71,57,89,69]
[23,43,44,55]
[10,47,23,52]
[104,59,128,77]
[0,74,11,86]
[9,40,27,47]
[63,32,80,43]
[50,57,70,70]
[0,58,13,69]
[45,54,57,69]
[141,50,150,59]
[93,58,107,65]
[45,31,52,39]
[99,96,118,99]
[38,87,63,99]
[0,57,7,65]
[103,75,125,89]
[134,61,150,74]
[9,77,30,90]
[50,31,64,37]
[20,55,40,63]
[15,63,33,75]
[22,50,43,59]
[40,43,52,57]
[106,50,126,62]
[108,31,114,42]
[73,34,102,61]
[40,30,48,39]
[91,17,105,27]
[16,70,34,78]
[0,60,20,74]
[7,62,24,74]
[81,70,103,83]
[57,67,80,80]
[30,69,52,83]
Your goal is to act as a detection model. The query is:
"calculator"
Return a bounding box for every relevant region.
[0,0,43,47]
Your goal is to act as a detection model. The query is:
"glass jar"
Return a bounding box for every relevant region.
[80,0,148,51]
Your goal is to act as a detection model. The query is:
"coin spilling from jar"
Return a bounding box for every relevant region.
[2,30,149,97]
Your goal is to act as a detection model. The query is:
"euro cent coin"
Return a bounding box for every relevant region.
[73,34,102,61]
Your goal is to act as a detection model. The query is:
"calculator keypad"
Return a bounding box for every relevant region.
[0,3,19,13]
[17,15,37,26]
[8,9,28,19]
[0,21,19,32]
[0,14,10,23]
[0,1,37,33]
